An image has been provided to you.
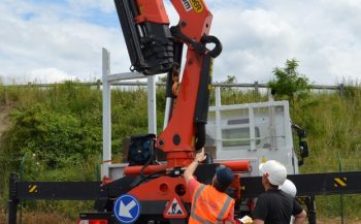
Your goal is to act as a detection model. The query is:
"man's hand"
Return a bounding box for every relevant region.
[184,148,207,183]
[294,210,307,224]
[195,148,207,163]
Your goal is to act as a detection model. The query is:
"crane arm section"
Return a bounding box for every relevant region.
[114,0,222,168]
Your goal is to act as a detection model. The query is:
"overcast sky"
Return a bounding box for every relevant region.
[1,0,360,84]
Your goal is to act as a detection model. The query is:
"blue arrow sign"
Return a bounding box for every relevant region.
[113,194,141,223]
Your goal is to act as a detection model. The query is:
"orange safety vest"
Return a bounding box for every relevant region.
[189,184,235,224]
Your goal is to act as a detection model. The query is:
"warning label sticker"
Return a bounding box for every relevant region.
[181,0,193,12]
[163,197,188,219]
[190,0,204,13]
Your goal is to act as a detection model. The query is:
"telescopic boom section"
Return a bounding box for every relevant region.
[114,0,221,168]
[114,0,174,75]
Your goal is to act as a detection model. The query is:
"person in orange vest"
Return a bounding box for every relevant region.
[184,148,235,224]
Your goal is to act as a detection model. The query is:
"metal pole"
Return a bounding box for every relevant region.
[215,87,222,158]
[249,106,256,151]
[254,81,259,94]
[102,48,112,178]
[163,73,173,130]
[339,84,345,97]
[305,196,317,224]
[18,155,27,224]
[147,76,157,134]
[8,173,18,224]
[338,153,344,224]
[163,97,172,130]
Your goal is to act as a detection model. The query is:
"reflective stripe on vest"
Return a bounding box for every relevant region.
[217,196,233,221]
[189,184,233,224]
[190,185,210,223]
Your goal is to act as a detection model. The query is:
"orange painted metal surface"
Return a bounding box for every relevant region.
[170,0,212,41]
[129,176,192,202]
[156,50,204,168]
[155,0,214,168]
[218,160,251,172]
[124,164,167,176]
[135,0,169,24]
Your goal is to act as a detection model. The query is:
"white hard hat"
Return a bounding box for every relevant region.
[279,179,297,198]
[259,160,287,186]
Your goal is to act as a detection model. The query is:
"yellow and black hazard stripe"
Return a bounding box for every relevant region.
[334,177,347,188]
[28,184,38,193]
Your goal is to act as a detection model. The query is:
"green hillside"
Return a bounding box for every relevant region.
[0,81,360,221]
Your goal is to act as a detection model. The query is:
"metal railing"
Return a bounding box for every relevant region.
[3,80,347,91]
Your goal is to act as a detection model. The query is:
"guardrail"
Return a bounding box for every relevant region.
[3,80,347,92]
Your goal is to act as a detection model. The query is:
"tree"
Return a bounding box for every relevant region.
[268,59,310,104]
[224,75,237,84]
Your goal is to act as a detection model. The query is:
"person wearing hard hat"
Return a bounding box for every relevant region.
[253,160,307,224]
[279,179,298,224]
[280,179,297,198]
[184,148,236,224]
